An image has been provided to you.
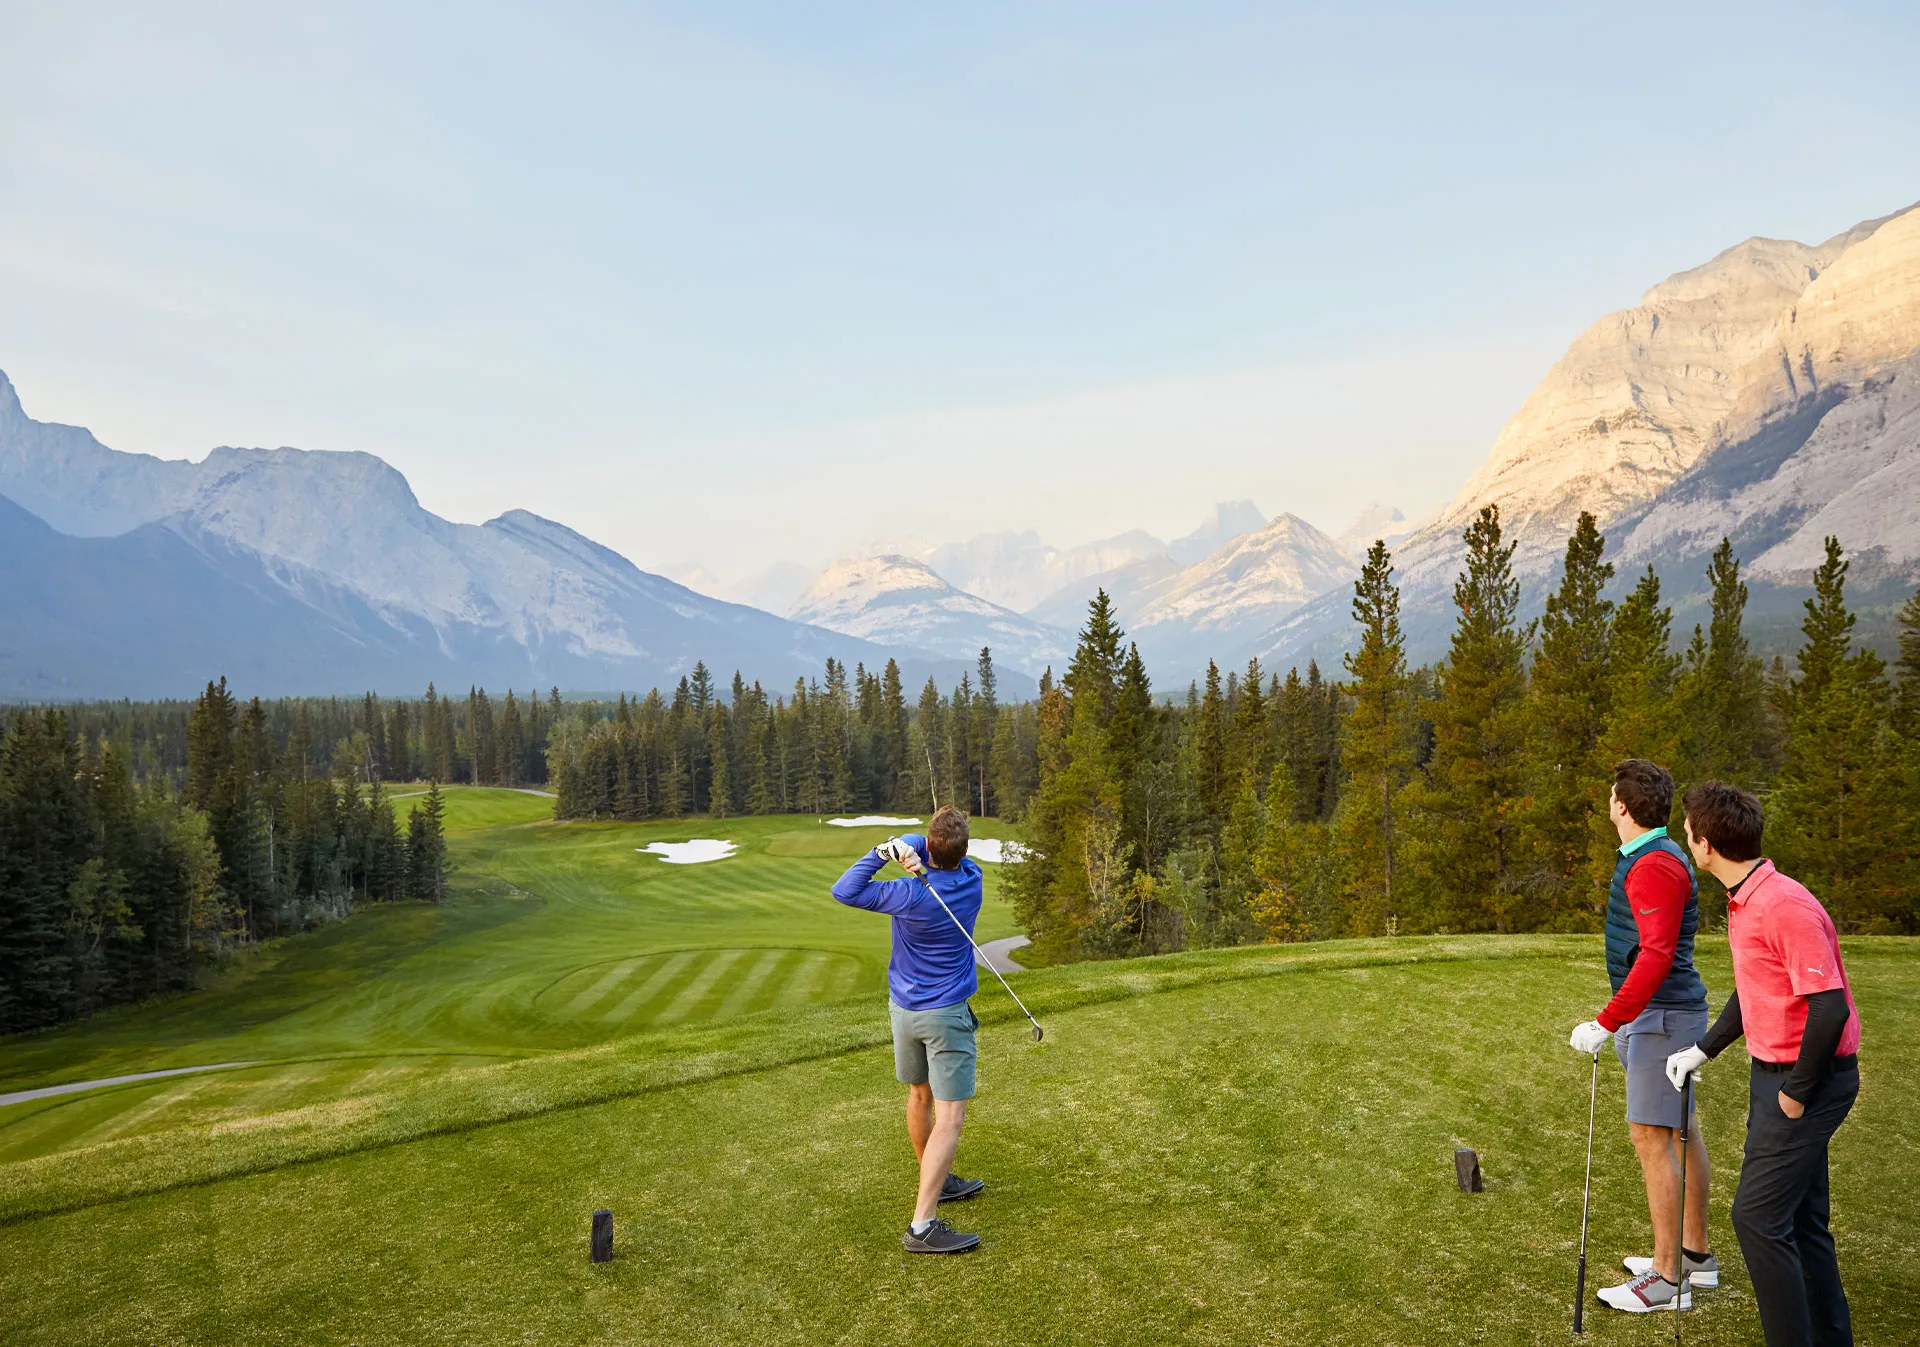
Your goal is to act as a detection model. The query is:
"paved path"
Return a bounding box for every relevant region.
[975,936,1031,974]
[391,787,557,799]
[0,1062,256,1109]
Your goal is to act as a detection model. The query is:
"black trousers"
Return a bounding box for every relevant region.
[1731,1058,1858,1347]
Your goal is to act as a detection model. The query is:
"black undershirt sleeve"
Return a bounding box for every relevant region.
[1781,989,1851,1103]
[1697,990,1744,1059]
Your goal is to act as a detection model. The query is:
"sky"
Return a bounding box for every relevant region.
[2,1,1918,588]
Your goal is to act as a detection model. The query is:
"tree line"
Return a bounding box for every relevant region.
[1008,508,1920,962]
[546,651,1040,822]
[0,683,464,1033]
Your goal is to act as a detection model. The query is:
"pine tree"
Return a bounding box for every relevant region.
[1334,541,1412,936]
[1677,539,1771,786]
[1193,661,1229,831]
[707,703,732,819]
[1770,538,1903,931]
[1404,505,1531,932]
[879,659,910,811]
[1231,658,1270,784]
[972,648,998,815]
[1007,595,1127,961]
[407,781,449,902]
[1893,585,1920,739]
[1521,513,1613,926]
[1588,565,1684,917]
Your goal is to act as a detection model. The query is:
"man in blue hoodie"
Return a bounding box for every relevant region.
[830,806,987,1254]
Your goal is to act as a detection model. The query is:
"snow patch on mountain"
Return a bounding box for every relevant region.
[1134,514,1356,641]
[789,555,1071,674]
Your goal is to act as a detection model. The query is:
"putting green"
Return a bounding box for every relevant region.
[0,795,1020,1166]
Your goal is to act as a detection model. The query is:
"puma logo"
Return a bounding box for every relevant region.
[1807,965,1825,977]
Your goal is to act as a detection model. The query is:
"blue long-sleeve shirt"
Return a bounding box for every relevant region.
[830,833,983,1011]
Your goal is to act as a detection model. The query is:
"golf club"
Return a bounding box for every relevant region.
[905,860,1045,1042]
[1675,1071,1694,1342]
[1573,1047,1600,1334]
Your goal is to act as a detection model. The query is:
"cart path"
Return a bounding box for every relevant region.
[0,1063,258,1109]
[975,936,1030,974]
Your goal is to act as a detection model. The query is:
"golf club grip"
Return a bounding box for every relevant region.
[1574,1253,1586,1333]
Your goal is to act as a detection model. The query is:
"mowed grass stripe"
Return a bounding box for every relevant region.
[714,950,791,1021]
[601,952,699,1024]
[773,951,832,1008]
[653,950,744,1026]
[566,958,643,1014]
[80,1076,221,1148]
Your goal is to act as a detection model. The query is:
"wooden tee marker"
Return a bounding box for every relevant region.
[591,1209,614,1263]
[1454,1148,1484,1193]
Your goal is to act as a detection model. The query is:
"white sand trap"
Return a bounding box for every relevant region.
[640,839,738,864]
[827,815,922,828]
[968,839,1027,864]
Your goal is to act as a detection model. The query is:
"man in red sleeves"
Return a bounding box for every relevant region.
[1566,759,1715,1313]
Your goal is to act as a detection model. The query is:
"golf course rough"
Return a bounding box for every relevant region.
[0,792,1912,1345]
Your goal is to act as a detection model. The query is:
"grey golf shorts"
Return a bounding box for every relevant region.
[890,999,979,1101]
[1614,1005,1709,1128]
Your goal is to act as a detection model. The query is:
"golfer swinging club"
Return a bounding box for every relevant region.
[1566,759,1715,1312]
[830,806,988,1254]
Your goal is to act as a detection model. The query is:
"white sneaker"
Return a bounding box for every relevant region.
[1624,1252,1719,1289]
[1597,1270,1692,1312]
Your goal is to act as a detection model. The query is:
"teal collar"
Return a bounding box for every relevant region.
[1619,825,1667,858]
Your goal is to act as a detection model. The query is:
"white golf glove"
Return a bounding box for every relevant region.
[1568,1020,1612,1055]
[1666,1044,1709,1092]
[874,837,920,872]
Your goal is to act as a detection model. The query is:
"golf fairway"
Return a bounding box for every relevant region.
[1,793,1914,1344]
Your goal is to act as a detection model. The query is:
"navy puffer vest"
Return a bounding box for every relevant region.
[1605,835,1708,1011]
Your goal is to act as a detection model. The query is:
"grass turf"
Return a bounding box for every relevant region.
[0,796,1022,1165]
[1,797,1914,1344]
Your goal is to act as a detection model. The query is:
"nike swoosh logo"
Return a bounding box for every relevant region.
[1639,907,1660,915]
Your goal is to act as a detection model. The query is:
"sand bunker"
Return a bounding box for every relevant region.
[968,839,1027,864]
[827,815,922,828]
[640,840,738,864]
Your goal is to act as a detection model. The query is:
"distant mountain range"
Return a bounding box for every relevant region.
[0,374,1005,700]
[7,200,1915,701]
[785,505,1376,682]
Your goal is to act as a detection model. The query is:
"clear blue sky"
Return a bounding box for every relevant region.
[2,1,1917,582]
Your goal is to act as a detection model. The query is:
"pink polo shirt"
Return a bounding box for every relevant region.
[1725,861,1861,1064]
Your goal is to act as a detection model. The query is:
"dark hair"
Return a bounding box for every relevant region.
[1612,759,1674,829]
[1681,781,1765,862]
[928,806,970,868]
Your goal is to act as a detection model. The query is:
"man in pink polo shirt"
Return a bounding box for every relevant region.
[1666,782,1861,1347]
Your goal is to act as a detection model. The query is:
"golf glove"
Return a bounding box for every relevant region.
[1568,1020,1612,1055]
[874,837,917,868]
[1666,1044,1709,1092]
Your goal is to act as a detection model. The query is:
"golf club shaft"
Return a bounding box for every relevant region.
[912,869,1043,1035]
[1675,1072,1692,1344]
[1574,1048,1599,1334]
